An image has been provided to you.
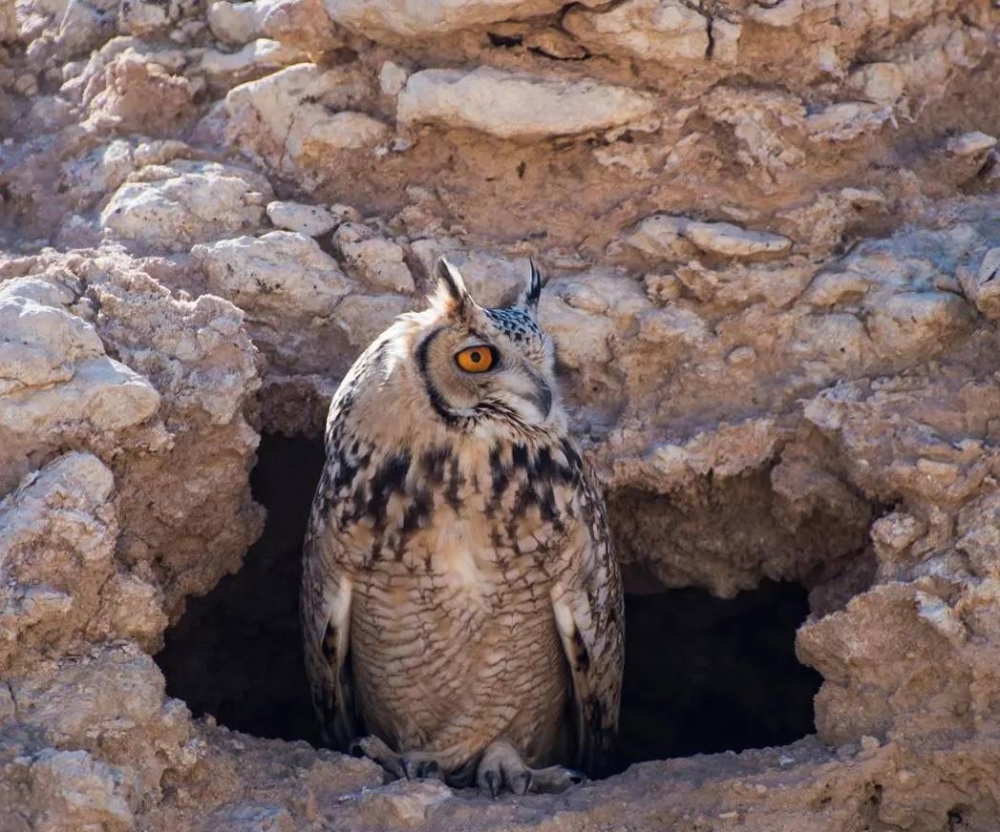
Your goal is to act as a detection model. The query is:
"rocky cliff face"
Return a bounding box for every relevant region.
[3,1,1000,829]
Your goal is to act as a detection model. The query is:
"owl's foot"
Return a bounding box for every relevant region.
[475,740,586,798]
[349,735,444,782]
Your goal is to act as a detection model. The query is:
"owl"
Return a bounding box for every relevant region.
[301,257,624,795]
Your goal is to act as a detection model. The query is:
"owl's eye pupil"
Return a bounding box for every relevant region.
[455,345,496,373]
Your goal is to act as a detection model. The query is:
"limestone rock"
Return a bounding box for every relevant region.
[324,0,569,40]
[946,131,998,157]
[199,39,308,87]
[100,160,271,251]
[625,214,792,260]
[193,231,354,318]
[7,2,1000,829]
[397,67,657,140]
[563,0,711,64]
[333,224,415,294]
[209,0,343,54]
[958,247,1000,319]
[266,200,340,236]
[226,64,388,173]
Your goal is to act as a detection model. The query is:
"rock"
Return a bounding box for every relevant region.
[0,0,16,43]
[192,231,354,318]
[333,224,415,293]
[266,200,339,236]
[0,453,165,673]
[625,214,791,259]
[16,748,136,832]
[0,277,160,442]
[9,3,1000,830]
[637,306,708,348]
[397,66,656,140]
[100,160,271,251]
[946,131,998,157]
[81,49,196,134]
[118,0,169,36]
[957,248,1000,319]
[56,0,116,59]
[226,64,389,172]
[563,0,710,63]
[378,60,408,97]
[208,0,258,43]
[684,221,792,258]
[209,0,342,54]
[848,62,904,105]
[747,0,802,27]
[865,291,974,360]
[524,29,590,60]
[806,102,892,142]
[710,17,741,64]
[199,39,308,87]
[324,0,568,40]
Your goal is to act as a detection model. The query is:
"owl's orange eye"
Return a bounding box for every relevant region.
[455,345,496,373]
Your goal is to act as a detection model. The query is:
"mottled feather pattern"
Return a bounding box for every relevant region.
[301,259,624,787]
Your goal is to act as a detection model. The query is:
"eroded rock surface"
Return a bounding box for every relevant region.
[3,0,1000,828]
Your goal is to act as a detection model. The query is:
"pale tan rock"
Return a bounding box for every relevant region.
[946,131,997,157]
[209,0,342,53]
[625,214,791,259]
[118,0,171,36]
[100,160,271,251]
[378,60,408,97]
[684,221,792,258]
[226,64,388,171]
[806,101,892,142]
[747,0,802,27]
[563,0,710,63]
[193,231,353,317]
[397,67,657,140]
[333,224,415,294]
[266,200,339,236]
[8,2,1000,829]
[0,0,16,43]
[848,62,904,105]
[199,39,308,86]
[865,291,974,360]
[957,248,1000,319]
[324,0,570,40]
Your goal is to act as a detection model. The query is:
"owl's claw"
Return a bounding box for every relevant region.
[483,770,500,799]
[349,735,443,782]
[476,739,582,797]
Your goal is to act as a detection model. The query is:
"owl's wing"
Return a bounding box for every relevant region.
[302,515,359,750]
[551,468,624,778]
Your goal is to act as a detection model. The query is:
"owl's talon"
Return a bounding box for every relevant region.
[484,770,500,799]
[510,769,532,796]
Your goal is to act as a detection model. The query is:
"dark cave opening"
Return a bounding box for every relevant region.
[155,432,822,767]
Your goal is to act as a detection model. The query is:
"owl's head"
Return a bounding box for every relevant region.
[404,258,558,434]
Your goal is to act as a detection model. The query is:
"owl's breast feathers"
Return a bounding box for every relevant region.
[310,418,605,573]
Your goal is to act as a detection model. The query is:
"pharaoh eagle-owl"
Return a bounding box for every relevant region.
[301,257,624,795]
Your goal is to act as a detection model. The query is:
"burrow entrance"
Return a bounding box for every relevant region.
[155,433,822,768]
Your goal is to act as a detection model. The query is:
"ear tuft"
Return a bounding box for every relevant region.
[517,258,543,314]
[432,257,474,317]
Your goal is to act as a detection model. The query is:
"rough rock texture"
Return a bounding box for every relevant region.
[3,0,1000,828]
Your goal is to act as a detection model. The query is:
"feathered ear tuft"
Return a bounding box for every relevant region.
[431,257,475,318]
[516,258,543,315]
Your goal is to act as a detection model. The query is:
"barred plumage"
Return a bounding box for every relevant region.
[301,258,624,794]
